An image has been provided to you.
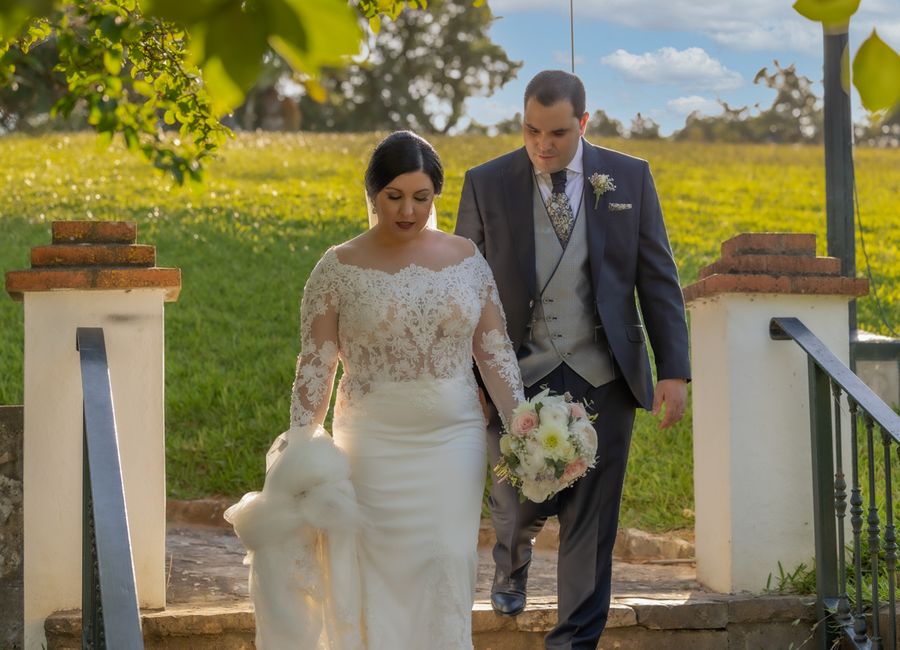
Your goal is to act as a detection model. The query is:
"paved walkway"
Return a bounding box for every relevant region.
[49,525,818,648]
[165,524,704,608]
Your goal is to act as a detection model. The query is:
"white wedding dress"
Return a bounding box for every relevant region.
[226,240,524,649]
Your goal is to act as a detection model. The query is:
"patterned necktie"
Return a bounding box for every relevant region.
[547,169,575,247]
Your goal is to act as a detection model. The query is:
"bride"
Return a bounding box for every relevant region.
[226,130,525,649]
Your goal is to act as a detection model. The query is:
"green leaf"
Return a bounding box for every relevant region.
[133,79,154,96]
[304,78,326,103]
[19,18,51,52]
[103,49,122,75]
[199,2,268,114]
[853,30,900,112]
[792,0,860,28]
[0,10,30,41]
[0,0,54,41]
[200,56,246,115]
[369,14,381,33]
[264,0,359,73]
[840,42,851,95]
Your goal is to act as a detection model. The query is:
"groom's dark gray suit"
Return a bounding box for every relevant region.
[455,138,690,648]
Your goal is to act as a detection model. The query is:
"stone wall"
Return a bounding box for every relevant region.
[0,405,24,650]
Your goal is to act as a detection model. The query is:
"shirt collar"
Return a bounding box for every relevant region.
[567,138,584,176]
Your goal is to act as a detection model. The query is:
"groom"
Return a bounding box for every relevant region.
[455,70,690,649]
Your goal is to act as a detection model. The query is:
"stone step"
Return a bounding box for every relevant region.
[45,594,817,649]
[42,525,813,649]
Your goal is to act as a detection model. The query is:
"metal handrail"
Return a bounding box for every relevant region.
[771,318,900,439]
[76,327,144,649]
[771,316,900,650]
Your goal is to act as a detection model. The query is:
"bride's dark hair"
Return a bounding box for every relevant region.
[365,131,444,198]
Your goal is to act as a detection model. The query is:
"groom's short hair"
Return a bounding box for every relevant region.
[524,70,586,117]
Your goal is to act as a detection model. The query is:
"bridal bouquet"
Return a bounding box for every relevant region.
[494,389,598,503]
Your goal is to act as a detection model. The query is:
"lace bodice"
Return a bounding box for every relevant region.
[290,243,525,430]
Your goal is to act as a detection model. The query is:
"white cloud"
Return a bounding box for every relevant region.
[601,47,743,91]
[488,0,824,55]
[705,21,820,56]
[492,0,779,26]
[667,95,724,116]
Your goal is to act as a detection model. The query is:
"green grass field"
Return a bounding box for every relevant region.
[2,132,899,532]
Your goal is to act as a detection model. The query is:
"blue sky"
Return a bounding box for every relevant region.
[463,0,900,135]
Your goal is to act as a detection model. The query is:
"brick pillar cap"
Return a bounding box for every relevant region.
[684,232,868,303]
[5,220,181,302]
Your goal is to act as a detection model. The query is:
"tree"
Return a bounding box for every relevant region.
[672,103,755,143]
[586,109,624,138]
[855,105,900,147]
[0,1,478,181]
[463,118,490,135]
[230,52,303,132]
[671,63,823,144]
[750,61,822,143]
[627,113,660,140]
[298,0,521,134]
[0,34,72,133]
[493,112,522,135]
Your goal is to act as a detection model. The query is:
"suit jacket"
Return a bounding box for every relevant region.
[455,139,690,410]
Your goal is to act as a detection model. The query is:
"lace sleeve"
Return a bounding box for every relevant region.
[472,255,525,428]
[290,251,340,429]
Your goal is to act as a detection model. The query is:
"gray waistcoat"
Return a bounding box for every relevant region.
[519,183,616,388]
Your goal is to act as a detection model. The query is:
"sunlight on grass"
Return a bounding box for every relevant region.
[1,133,899,530]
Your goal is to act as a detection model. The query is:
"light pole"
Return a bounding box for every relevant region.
[569,0,575,73]
[822,28,857,337]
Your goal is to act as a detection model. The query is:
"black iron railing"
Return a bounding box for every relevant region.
[771,317,900,650]
[76,327,144,649]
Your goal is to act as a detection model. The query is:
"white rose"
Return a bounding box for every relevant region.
[521,480,552,503]
[572,419,598,457]
[522,438,547,475]
[539,402,570,429]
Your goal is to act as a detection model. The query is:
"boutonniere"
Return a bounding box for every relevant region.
[588,173,616,209]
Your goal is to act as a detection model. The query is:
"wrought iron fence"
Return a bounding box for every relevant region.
[771,316,900,650]
[76,327,144,649]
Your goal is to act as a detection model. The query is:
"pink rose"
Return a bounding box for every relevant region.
[562,458,589,483]
[570,402,588,420]
[511,410,539,437]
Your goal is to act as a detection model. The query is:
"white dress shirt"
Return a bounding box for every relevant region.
[534,138,585,214]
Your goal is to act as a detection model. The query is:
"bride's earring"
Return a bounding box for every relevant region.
[365,192,379,230]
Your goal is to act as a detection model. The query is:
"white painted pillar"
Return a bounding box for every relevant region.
[684,233,867,594]
[5,221,180,650]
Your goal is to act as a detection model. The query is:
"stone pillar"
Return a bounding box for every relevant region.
[683,233,867,594]
[5,221,180,650]
[0,405,24,650]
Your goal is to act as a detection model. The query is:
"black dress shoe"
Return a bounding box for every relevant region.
[491,589,526,616]
[490,567,528,616]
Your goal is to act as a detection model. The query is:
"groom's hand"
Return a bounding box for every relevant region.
[652,378,688,429]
